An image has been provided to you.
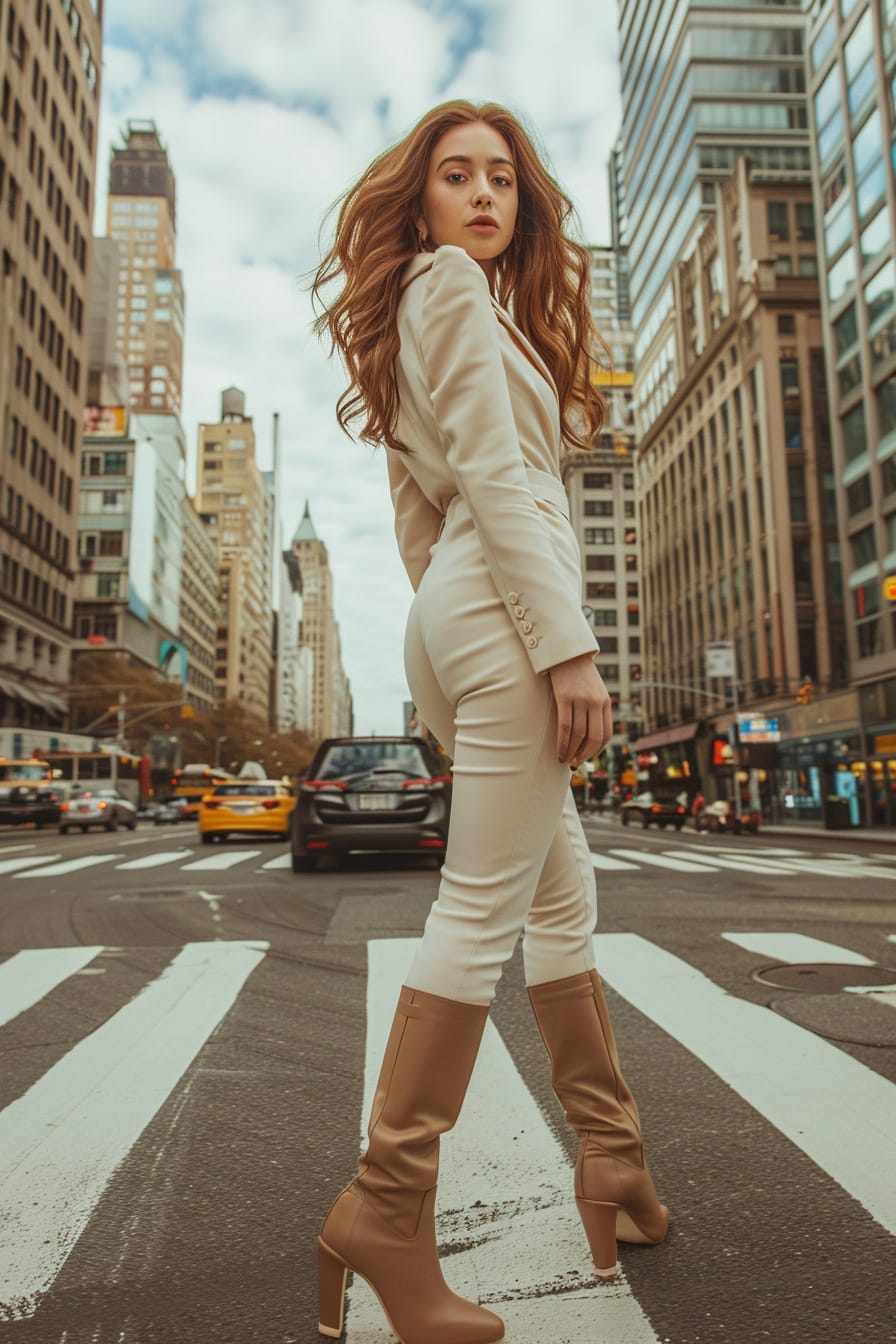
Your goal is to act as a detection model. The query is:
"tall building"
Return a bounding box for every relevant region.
[106,120,184,418]
[179,497,216,711]
[805,0,896,821]
[616,1,811,438]
[0,0,103,733]
[635,159,843,815]
[196,388,273,721]
[290,501,352,738]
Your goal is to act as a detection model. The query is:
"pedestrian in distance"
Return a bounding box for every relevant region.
[311,99,669,1344]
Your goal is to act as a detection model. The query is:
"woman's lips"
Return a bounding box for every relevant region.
[467,221,499,232]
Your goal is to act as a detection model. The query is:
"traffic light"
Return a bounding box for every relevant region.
[796,682,814,704]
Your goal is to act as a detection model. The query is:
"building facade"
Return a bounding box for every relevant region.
[805,0,896,823]
[106,120,184,418]
[179,496,216,710]
[196,388,273,721]
[636,159,844,816]
[0,0,103,732]
[616,1,812,439]
[290,501,351,739]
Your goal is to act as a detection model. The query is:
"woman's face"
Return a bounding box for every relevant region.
[416,121,518,285]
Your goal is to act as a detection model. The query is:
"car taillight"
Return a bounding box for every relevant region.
[301,780,347,792]
[651,804,661,813]
[262,799,280,810]
[401,775,452,792]
[97,802,107,810]
[204,801,219,810]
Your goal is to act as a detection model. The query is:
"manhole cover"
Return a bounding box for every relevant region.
[754,962,896,992]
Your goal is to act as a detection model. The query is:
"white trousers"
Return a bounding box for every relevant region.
[403,491,598,1007]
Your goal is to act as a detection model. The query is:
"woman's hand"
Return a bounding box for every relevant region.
[548,653,613,767]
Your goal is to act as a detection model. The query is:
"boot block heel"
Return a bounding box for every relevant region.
[575,1198,620,1279]
[318,1238,349,1339]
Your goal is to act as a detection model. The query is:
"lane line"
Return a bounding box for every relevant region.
[665,852,807,877]
[594,933,896,1236]
[351,940,661,1343]
[0,947,104,1028]
[609,849,716,873]
[590,851,639,871]
[721,932,875,965]
[115,850,194,871]
[0,939,269,1318]
[17,855,123,878]
[181,849,262,872]
[0,854,62,876]
[0,843,35,855]
[260,853,292,870]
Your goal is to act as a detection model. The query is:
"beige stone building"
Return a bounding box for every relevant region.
[196,388,273,720]
[637,159,842,755]
[106,121,184,419]
[290,502,352,739]
[179,497,216,711]
[0,0,102,734]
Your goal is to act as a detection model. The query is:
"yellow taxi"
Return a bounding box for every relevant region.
[198,779,295,843]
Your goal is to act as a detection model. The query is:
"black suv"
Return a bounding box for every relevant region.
[291,736,452,872]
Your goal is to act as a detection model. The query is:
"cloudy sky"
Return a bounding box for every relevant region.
[95,0,623,734]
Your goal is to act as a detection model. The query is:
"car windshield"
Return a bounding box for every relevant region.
[211,784,277,797]
[316,743,429,780]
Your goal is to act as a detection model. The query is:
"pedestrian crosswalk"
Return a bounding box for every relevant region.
[2,839,895,881]
[1,929,894,1331]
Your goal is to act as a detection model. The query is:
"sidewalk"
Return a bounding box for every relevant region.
[580,811,896,846]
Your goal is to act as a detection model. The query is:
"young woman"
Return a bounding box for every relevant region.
[312,100,669,1344]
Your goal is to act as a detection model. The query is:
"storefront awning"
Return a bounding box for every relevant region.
[0,673,66,715]
[632,722,701,752]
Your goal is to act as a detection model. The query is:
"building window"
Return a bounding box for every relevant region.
[584,500,613,517]
[878,372,896,439]
[841,402,867,464]
[97,574,120,598]
[795,202,816,243]
[583,472,611,489]
[768,201,790,242]
[585,527,614,544]
[850,524,877,569]
[846,473,872,515]
[99,532,123,557]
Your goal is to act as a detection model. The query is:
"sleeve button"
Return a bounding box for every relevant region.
[508,591,519,604]
[522,621,533,634]
[514,605,525,618]
[526,636,538,649]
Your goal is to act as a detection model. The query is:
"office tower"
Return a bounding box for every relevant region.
[0,0,102,737]
[290,502,352,738]
[178,497,217,711]
[805,0,896,817]
[616,1,810,435]
[196,388,273,721]
[106,120,184,417]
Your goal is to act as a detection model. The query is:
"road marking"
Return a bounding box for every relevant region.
[0,939,269,1319]
[594,932,896,1237]
[260,853,292,870]
[17,855,123,877]
[590,851,639,871]
[666,852,804,876]
[770,857,896,882]
[115,850,194,871]
[0,842,35,855]
[0,853,62,875]
[352,940,661,1342]
[722,932,875,965]
[0,946,104,1028]
[609,848,715,873]
[181,849,262,871]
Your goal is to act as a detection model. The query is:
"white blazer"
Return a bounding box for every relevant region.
[386,244,599,677]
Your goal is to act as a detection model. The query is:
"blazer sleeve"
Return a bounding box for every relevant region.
[386,446,444,592]
[418,245,598,674]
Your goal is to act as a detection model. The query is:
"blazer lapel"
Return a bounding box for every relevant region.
[490,300,558,399]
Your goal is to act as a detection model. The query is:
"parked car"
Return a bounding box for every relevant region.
[292,736,452,872]
[153,797,194,825]
[694,800,761,834]
[620,792,687,830]
[198,780,295,843]
[59,789,138,833]
[0,784,62,829]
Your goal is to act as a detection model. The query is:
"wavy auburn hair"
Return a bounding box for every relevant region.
[312,100,607,454]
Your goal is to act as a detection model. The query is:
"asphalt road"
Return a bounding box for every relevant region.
[0,816,894,1344]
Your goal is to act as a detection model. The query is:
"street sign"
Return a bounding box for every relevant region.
[706,640,736,678]
[885,575,896,602]
[738,715,782,743]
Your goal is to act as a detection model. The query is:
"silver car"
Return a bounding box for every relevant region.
[59,789,138,833]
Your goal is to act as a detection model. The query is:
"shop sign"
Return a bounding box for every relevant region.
[874,733,896,754]
[884,575,896,602]
[738,715,782,743]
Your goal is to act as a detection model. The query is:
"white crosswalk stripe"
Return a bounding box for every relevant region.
[590,850,639,870]
[0,945,104,1027]
[721,932,875,964]
[115,849,195,870]
[260,852,293,870]
[0,939,269,1318]
[181,849,262,871]
[17,854,123,877]
[608,848,712,873]
[0,853,62,875]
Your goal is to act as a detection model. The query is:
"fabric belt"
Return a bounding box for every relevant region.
[525,466,570,520]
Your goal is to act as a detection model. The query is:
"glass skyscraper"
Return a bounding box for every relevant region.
[616,1,811,434]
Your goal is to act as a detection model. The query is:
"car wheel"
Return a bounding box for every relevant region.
[106,819,117,832]
[675,821,685,831]
[34,820,44,830]
[59,827,68,835]
[640,812,650,828]
[128,819,137,830]
[292,853,316,873]
[81,825,88,833]
[201,833,213,845]
[622,812,630,826]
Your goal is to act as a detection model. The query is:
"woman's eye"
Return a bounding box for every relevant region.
[446,172,466,183]
[493,176,512,188]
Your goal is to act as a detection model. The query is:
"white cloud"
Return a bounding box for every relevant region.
[97,0,622,734]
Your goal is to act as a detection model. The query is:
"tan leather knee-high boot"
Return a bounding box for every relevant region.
[528,969,669,1279]
[317,985,504,1344]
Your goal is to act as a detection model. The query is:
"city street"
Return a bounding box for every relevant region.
[0,817,894,1343]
